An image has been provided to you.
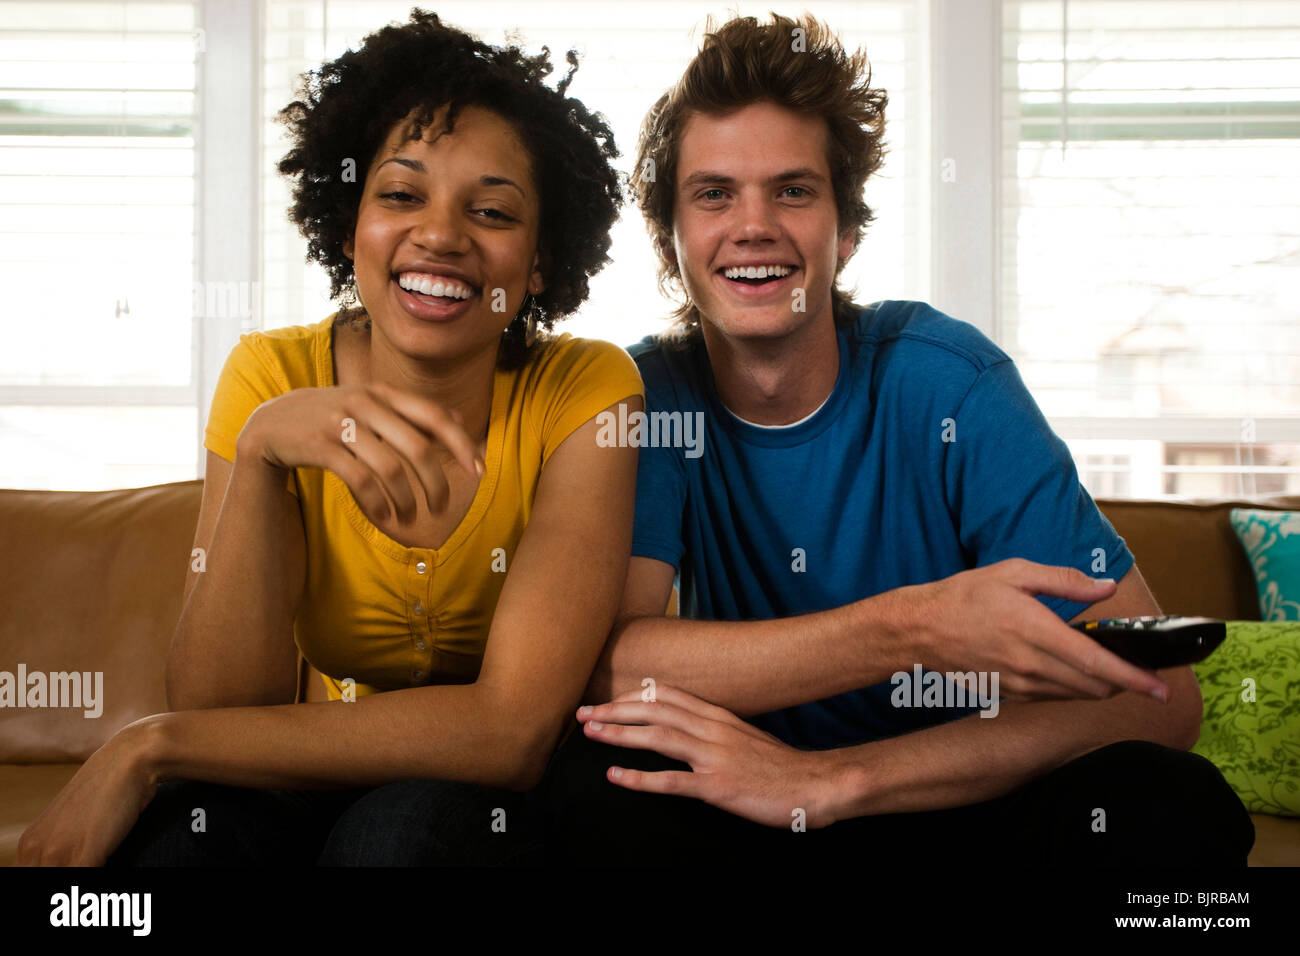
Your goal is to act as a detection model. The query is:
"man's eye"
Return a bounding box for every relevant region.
[700,188,727,201]
[782,186,809,198]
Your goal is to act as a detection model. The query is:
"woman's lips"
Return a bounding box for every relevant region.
[392,277,476,322]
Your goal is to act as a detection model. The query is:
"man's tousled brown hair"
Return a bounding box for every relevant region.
[631,12,888,336]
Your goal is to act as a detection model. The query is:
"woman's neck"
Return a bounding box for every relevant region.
[347,317,496,449]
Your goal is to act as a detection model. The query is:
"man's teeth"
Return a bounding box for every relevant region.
[396,273,475,299]
[723,265,793,280]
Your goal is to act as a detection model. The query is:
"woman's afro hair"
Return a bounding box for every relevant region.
[275,8,623,367]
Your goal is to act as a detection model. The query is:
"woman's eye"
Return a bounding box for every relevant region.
[474,207,516,222]
[379,190,417,202]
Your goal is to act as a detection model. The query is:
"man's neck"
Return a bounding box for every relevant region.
[700,309,840,427]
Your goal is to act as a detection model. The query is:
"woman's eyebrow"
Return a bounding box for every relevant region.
[479,174,525,198]
[377,156,424,174]
[375,157,525,198]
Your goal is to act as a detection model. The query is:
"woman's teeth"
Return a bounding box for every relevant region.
[723,265,793,280]
[396,273,475,299]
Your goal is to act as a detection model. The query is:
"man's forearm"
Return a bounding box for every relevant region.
[588,587,923,716]
[818,665,1202,820]
[138,681,554,794]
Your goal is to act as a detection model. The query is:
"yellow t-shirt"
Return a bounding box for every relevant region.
[202,315,643,701]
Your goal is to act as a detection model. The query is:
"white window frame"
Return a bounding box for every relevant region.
[15,0,1285,485]
[0,0,260,480]
[194,0,260,477]
[930,0,1300,448]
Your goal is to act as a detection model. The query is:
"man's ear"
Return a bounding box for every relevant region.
[836,227,857,264]
[659,235,678,267]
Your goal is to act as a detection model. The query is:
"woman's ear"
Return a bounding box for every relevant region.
[343,237,354,261]
[528,250,547,296]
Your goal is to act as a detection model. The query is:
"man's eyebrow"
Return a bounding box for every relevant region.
[679,171,736,190]
[679,168,828,190]
[768,167,826,184]
[375,158,525,196]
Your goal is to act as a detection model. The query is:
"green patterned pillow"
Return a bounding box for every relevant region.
[1229,509,1300,621]
[1191,621,1300,816]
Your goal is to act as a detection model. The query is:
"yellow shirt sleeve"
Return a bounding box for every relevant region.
[530,336,645,466]
[203,326,320,497]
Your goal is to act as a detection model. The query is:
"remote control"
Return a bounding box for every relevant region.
[1069,615,1226,669]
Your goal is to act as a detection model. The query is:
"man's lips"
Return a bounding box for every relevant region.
[715,265,800,299]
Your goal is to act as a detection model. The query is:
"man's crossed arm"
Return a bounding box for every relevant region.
[577,559,1202,826]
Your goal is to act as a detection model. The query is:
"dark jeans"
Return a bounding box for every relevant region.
[108,777,545,866]
[544,731,1256,866]
[109,734,1254,867]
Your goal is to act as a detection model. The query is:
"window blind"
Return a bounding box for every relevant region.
[260,0,928,347]
[0,0,198,488]
[1001,0,1300,496]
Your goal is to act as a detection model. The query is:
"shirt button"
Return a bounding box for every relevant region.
[415,561,427,574]
[416,640,426,650]
[414,670,424,680]
[414,601,423,616]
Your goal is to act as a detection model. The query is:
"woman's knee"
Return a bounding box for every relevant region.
[317,779,541,866]
[108,779,337,866]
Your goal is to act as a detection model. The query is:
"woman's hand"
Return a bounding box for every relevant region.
[236,383,482,526]
[16,718,163,866]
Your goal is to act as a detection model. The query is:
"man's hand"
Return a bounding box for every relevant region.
[576,683,844,829]
[903,558,1169,702]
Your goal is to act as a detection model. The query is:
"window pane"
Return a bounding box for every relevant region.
[0,405,196,490]
[0,2,197,389]
[1001,0,1300,437]
[261,0,928,345]
[1067,437,1300,499]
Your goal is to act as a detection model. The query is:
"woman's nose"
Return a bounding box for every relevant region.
[410,198,470,254]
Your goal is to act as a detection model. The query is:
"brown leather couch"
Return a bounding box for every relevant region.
[2,480,1298,865]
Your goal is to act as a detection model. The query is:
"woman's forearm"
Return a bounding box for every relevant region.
[166,451,305,711]
[141,681,551,793]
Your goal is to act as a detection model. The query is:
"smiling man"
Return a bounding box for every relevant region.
[544,13,1254,866]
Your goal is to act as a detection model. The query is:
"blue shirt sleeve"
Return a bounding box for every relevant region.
[942,358,1134,621]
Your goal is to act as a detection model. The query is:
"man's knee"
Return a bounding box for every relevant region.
[1029,739,1255,865]
[543,733,751,864]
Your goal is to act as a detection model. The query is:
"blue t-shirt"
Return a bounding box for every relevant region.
[627,299,1134,750]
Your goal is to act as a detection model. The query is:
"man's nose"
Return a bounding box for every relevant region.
[731,192,781,243]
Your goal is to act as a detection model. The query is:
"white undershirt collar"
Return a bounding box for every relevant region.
[723,391,832,429]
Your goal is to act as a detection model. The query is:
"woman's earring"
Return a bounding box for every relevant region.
[523,295,538,348]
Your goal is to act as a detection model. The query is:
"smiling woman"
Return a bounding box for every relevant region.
[15,9,643,867]
[341,104,547,372]
[275,9,625,370]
